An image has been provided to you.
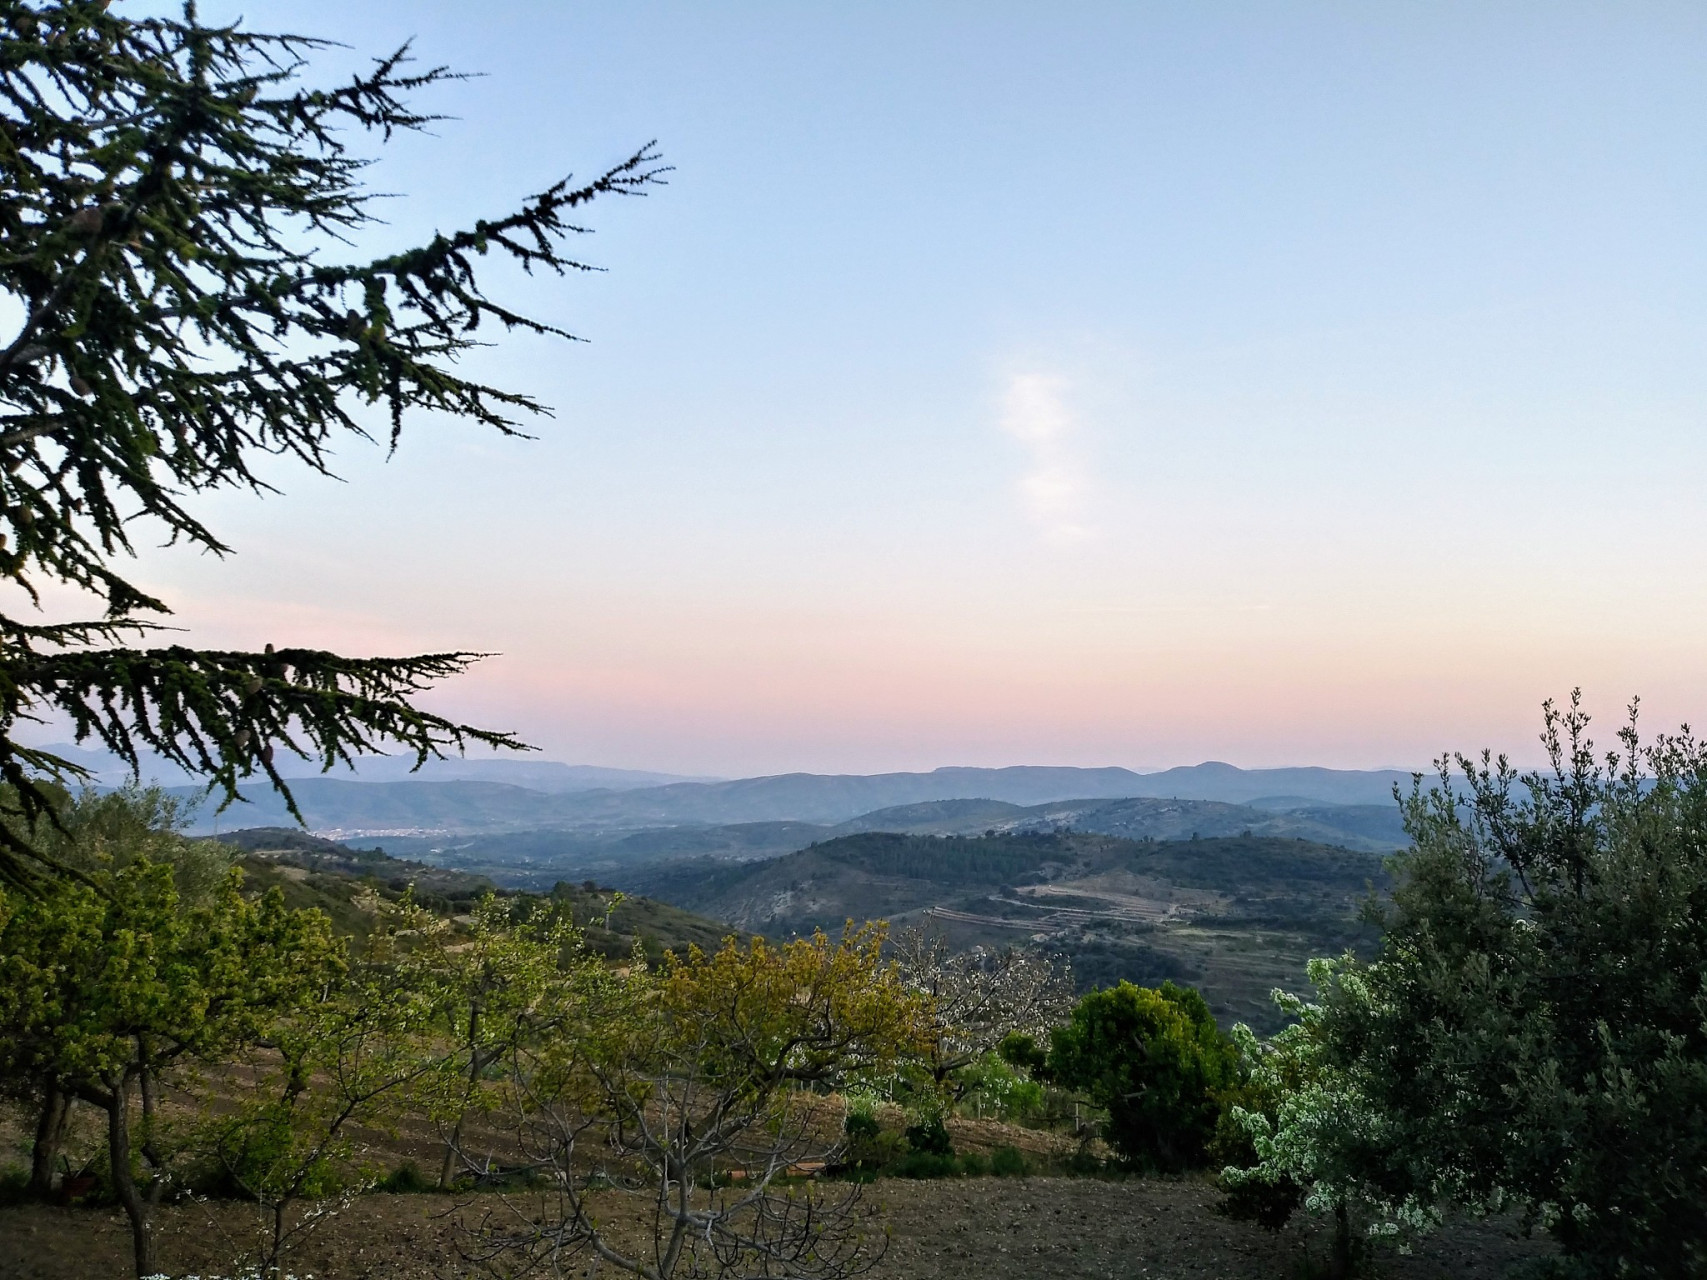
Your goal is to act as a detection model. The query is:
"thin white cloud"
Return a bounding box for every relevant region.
[1000,372,1093,543]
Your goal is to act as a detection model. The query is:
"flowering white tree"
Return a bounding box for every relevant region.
[1219,962,1462,1277]
[892,930,1074,1099]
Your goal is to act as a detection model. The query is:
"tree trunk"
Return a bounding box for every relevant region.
[29,1086,70,1196]
[104,1078,157,1280]
[1329,1200,1357,1280]
[437,1113,466,1191]
[138,1061,167,1205]
[439,1004,482,1190]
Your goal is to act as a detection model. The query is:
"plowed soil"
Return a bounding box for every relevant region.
[0,1177,1547,1280]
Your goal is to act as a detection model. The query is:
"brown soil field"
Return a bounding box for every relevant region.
[0,1177,1548,1280]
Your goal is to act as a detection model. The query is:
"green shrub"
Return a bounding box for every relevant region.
[1211,1074,1306,1230]
[990,1145,1029,1178]
[837,1105,903,1179]
[997,1031,1047,1074]
[0,1165,28,1206]
[1058,1148,1111,1177]
[957,1151,989,1177]
[1044,980,1236,1171]
[958,1050,1046,1122]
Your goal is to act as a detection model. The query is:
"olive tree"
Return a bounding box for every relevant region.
[0,1,662,888]
[1224,695,1707,1279]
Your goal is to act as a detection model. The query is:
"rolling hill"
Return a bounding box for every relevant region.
[374,792,1410,889]
[617,830,1388,1030]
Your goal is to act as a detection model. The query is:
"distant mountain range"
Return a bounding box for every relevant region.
[76,759,1420,837]
[25,746,1418,879]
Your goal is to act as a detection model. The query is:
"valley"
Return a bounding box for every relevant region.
[173,759,1413,1032]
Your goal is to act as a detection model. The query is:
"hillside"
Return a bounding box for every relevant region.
[996,795,1408,848]
[375,791,1409,891]
[221,828,740,960]
[621,831,1387,1029]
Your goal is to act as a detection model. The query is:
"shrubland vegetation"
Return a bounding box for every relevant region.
[0,786,935,1279]
[630,826,1387,1028]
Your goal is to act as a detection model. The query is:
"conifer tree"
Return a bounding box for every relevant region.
[0,1,664,886]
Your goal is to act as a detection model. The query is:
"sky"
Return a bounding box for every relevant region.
[47,2,1707,776]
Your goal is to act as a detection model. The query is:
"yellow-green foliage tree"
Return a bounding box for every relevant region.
[405,891,597,1190]
[0,857,340,1279]
[202,893,458,1279]
[469,925,933,1280]
[0,784,233,1195]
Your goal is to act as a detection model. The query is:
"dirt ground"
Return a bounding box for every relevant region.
[0,1176,1549,1280]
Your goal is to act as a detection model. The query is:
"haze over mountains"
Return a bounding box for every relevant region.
[32,743,1417,882]
[37,743,706,794]
[40,746,1414,830]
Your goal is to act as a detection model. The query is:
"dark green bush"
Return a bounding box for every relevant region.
[377,1161,432,1194]
[997,1031,1047,1074]
[890,1150,960,1179]
[0,1165,29,1206]
[1059,1148,1112,1177]
[836,1108,903,1180]
[1044,980,1237,1172]
[1295,705,1707,1276]
[902,1113,953,1157]
[989,1145,1029,1178]
[1211,1078,1305,1230]
[957,1151,989,1177]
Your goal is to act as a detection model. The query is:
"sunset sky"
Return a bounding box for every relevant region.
[81,2,1707,776]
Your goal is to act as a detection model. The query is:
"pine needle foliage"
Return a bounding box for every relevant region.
[0,0,666,887]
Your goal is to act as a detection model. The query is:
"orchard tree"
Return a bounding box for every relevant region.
[206,896,447,1278]
[0,782,234,1195]
[406,891,593,1190]
[891,929,1074,1100]
[0,857,341,1278]
[0,1,664,888]
[468,926,933,1280]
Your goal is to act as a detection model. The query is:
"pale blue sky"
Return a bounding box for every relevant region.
[107,2,1707,774]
